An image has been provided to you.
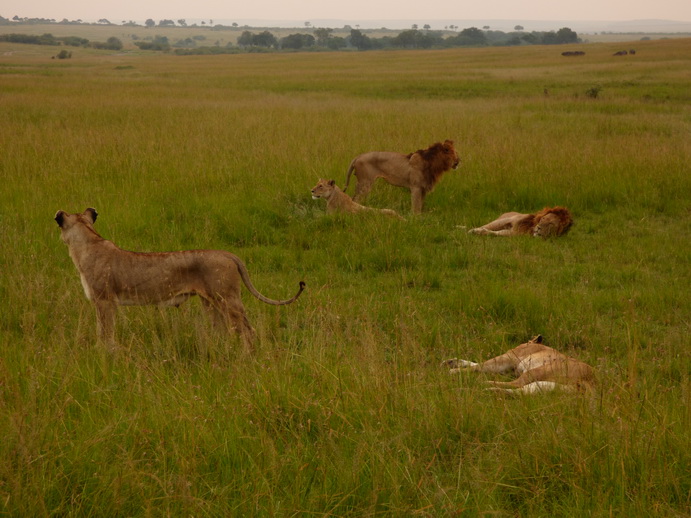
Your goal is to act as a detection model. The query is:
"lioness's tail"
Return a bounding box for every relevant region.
[230,255,305,305]
[343,158,357,193]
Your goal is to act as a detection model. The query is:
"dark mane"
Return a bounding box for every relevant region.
[535,206,574,235]
[406,140,458,192]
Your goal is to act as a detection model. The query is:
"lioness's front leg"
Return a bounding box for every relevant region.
[93,299,117,345]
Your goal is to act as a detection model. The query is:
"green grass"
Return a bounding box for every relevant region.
[0,38,689,515]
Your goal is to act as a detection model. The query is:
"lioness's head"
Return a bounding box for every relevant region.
[55,208,98,243]
[311,179,337,200]
[532,207,573,238]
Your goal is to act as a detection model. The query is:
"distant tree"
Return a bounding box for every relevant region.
[412,24,418,30]
[556,27,579,43]
[158,19,175,27]
[106,36,123,50]
[144,19,155,28]
[237,30,253,47]
[313,27,333,46]
[98,18,111,25]
[349,29,372,50]
[327,36,347,50]
[483,25,490,30]
[281,33,315,49]
[239,30,278,48]
[392,29,441,49]
[304,21,311,28]
[177,19,187,27]
[423,24,431,31]
[134,35,169,50]
[514,25,524,31]
[447,26,487,46]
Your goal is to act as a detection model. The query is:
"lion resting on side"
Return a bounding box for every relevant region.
[443,335,595,395]
[468,207,573,238]
[344,140,460,214]
[311,179,404,220]
[55,208,305,348]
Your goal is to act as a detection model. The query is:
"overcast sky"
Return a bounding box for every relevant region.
[3,0,690,27]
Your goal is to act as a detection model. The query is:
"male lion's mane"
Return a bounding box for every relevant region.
[406,141,459,193]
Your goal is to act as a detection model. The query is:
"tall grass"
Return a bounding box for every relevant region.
[1,38,689,515]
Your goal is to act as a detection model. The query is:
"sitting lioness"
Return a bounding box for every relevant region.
[443,335,594,395]
[311,179,404,220]
[55,208,305,348]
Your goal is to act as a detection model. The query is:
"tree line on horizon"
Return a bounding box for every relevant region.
[0,15,580,53]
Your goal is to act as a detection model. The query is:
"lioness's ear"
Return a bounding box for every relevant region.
[444,139,454,146]
[54,210,65,227]
[328,180,336,186]
[84,208,98,223]
[534,334,543,344]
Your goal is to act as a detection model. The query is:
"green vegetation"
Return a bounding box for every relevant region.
[0,37,689,515]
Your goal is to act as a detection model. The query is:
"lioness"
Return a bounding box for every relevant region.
[55,208,305,348]
[468,207,573,238]
[443,335,594,395]
[344,140,460,214]
[311,179,404,220]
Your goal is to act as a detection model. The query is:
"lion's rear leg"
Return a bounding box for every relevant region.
[469,213,522,234]
[487,381,562,395]
[203,298,256,350]
[352,175,375,202]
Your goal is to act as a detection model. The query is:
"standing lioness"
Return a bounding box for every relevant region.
[55,208,305,348]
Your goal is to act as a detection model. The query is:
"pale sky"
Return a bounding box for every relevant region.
[3,0,691,28]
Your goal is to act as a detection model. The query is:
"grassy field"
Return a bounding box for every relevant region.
[1,37,689,515]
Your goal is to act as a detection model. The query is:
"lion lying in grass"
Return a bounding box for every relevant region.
[443,335,594,395]
[55,208,305,349]
[344,140,460,214]
[468,207,573,238]
[311,179,404,220]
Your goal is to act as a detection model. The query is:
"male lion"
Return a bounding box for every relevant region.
[55,208,305,348]
[311,179,404,220]
[443,335,594,395]
[344,140,460,214]
[468,206,573,238]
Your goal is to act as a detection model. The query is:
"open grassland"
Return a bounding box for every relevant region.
[0,38,689,515]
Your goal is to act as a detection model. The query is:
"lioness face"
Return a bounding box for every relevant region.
[55,208,98,243]
[311,179,336,200]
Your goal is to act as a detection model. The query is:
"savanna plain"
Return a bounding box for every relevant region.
[0,36,690,516]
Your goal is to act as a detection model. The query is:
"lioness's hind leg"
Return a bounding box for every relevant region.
[208,299,256,348]
[352,175,375,202]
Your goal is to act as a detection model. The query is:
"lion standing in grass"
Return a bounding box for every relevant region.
[344,140,460,214]
[311,179,404,219]
[469,207,573,238]
[55,208,304,349]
